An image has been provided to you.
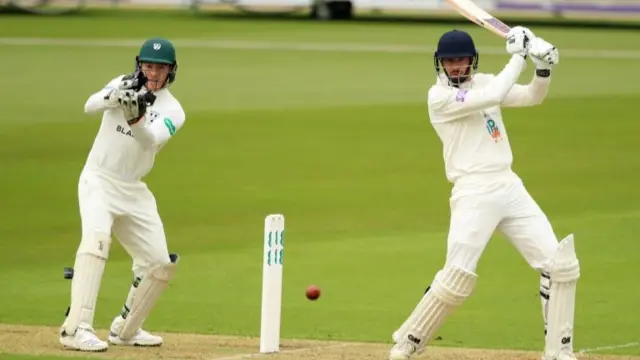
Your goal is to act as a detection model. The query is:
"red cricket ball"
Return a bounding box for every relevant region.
[305,285,321,300]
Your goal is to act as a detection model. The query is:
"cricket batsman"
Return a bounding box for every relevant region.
[389,27,580,360]
[59,37,185,352]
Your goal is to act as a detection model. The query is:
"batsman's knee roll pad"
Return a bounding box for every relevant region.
[550,235,580,283]
[432,265,478,306]
[77,232,112,259]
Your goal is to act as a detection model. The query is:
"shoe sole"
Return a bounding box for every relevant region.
[108,337,163,347]
[60,339,108,352]
[109,342,163,347]
[63,346,108,352]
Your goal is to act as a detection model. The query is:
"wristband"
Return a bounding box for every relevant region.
[536,68,551,78]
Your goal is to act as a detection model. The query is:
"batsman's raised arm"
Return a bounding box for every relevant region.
[501,37,559,108]
[429,26,531,123]
[429,55,525,121]
[500,72,550,108]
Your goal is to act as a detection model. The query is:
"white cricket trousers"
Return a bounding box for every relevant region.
[445,170,559,274]
[77,169,170,276]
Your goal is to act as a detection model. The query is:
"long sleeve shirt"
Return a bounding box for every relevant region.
[428,55,550,185]
[82,75,186,183]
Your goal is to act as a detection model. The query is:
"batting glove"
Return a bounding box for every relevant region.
[506,26,533,58]
[529,37,559,69]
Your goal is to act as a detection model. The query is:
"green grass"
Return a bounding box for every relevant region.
[0,11,639,358]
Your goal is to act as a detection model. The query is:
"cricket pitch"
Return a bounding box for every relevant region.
[0,324,638,360]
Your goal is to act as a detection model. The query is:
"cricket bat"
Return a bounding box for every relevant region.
[444,0,511,39]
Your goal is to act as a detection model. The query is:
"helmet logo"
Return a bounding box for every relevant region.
[153,43,161,50]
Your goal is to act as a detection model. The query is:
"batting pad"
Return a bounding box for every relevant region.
[397,265,477,352]
[63,233,111,335]
[118,255,178,340]
[545,234,580,359]
[540,271,551,335]
[392,285,431,343]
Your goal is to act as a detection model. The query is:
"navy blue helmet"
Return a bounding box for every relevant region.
[434,30,479,85]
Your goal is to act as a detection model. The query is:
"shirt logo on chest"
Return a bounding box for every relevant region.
[116,124,134,138]
[455,89,468,102]
[485,118,503,143]
[148,110,160,123]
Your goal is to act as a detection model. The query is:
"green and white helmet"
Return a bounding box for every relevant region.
[135,37,178,87]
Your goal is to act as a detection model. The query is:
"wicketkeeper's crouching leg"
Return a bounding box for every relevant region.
[108,253,179,347]
[389,265,477,360]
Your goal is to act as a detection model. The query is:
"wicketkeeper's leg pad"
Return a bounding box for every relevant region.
[545,234,580,359]
[117,254,179,340]
[394,265,477,353]
[63,232,112,335]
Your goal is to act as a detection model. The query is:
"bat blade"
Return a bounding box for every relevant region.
[444,0,511,38]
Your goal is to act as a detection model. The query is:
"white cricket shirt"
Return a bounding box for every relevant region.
[82,75,186,182]
[427,55,550,185]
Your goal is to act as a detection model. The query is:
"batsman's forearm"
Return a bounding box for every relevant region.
[84,91,118,114]
[490,55,527,102]
[526,74,551,104]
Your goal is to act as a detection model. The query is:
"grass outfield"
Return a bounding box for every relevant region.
[0,12,639,360]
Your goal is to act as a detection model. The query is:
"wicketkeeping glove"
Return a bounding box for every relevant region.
[119,71,148,92]
[105,71,149,107]
[118,90,154,125]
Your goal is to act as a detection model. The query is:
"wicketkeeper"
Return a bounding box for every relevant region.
[59,37,186,352]
[389,27,580,360]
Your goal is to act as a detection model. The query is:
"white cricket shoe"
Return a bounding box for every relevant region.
[389,342,418,360]
[107,315,163,346]
[59,327,108,352]
[542,354,578,360]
